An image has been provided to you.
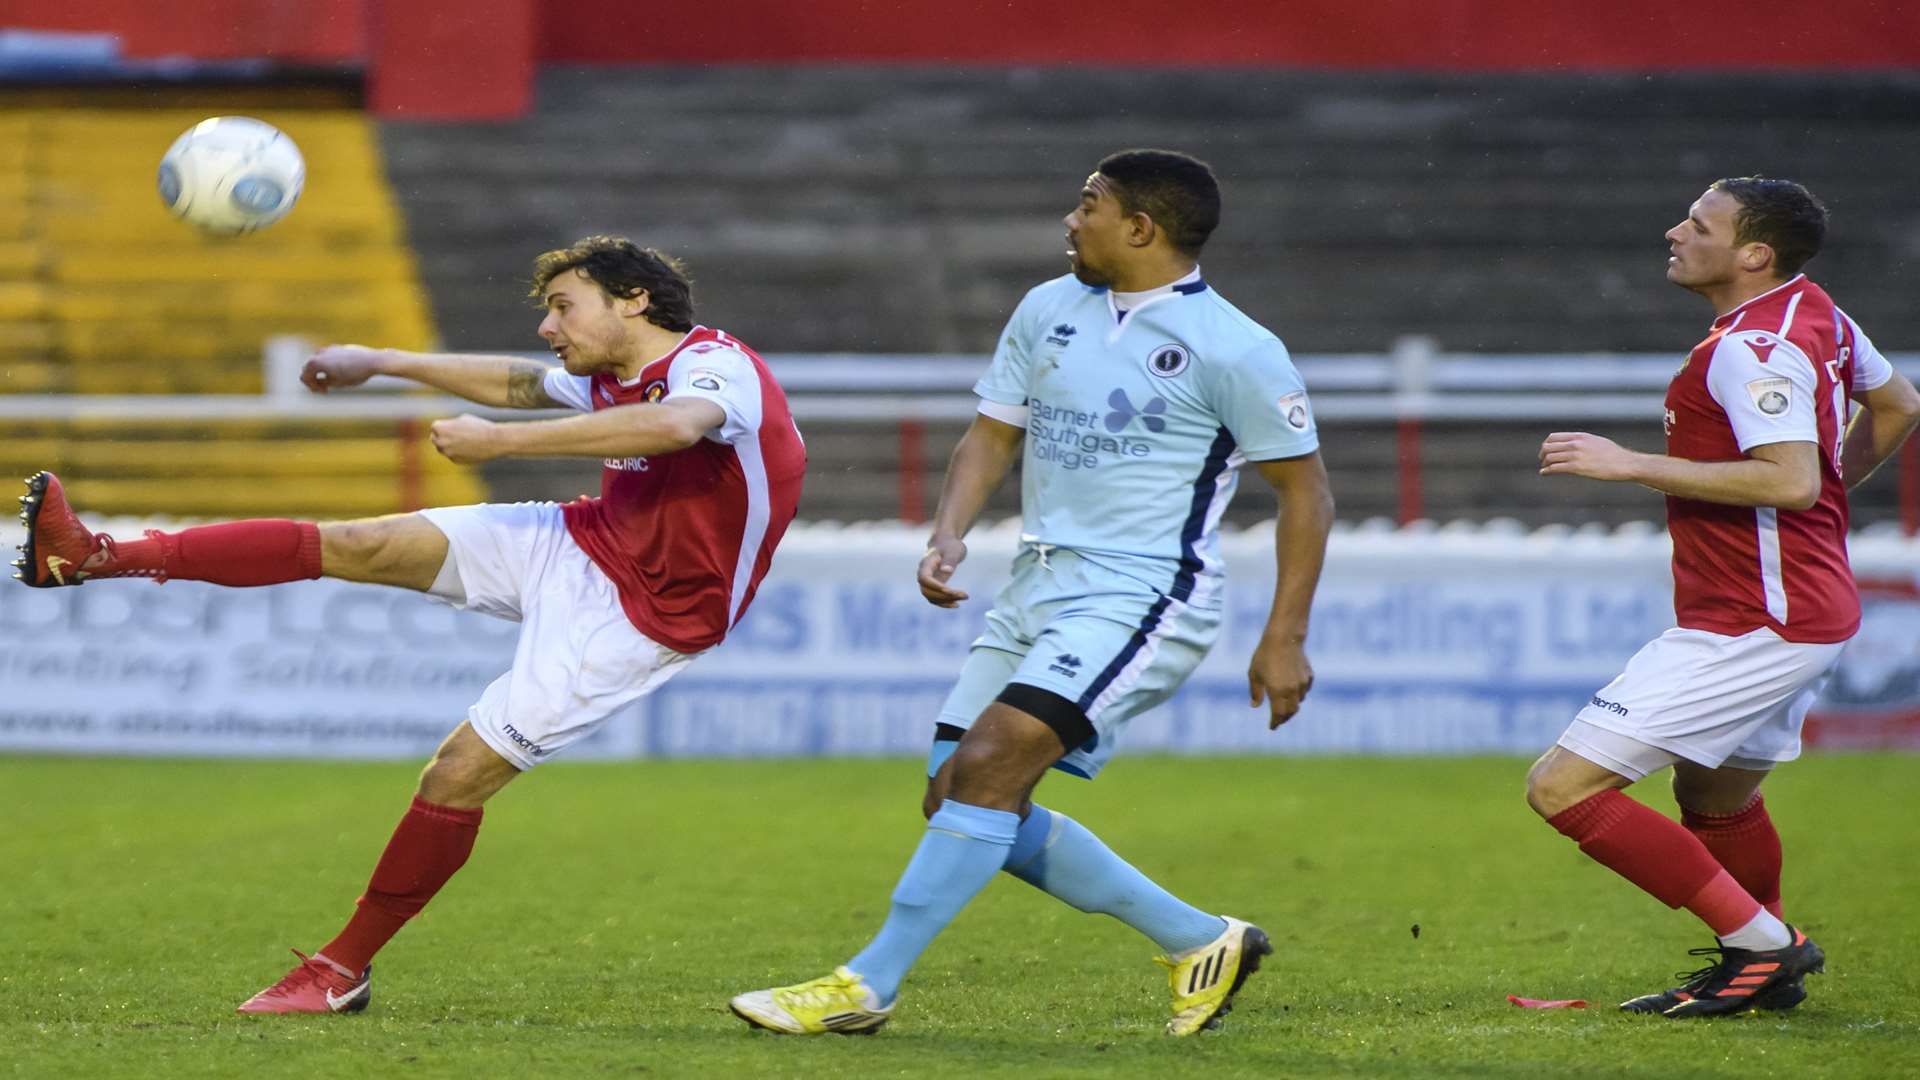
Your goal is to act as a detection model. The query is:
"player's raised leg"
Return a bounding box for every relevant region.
[238,721,516,1014]
[16,470,448,592]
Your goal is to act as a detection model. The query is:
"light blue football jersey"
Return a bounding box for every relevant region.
[974,271,1318,608]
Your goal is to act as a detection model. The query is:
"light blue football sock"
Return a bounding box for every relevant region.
[1004,804,1227,954]
[845,799,1018,1005]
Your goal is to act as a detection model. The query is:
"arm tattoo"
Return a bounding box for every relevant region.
[506,362,558,408]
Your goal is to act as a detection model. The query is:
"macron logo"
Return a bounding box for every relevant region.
[1746,336,1779,364]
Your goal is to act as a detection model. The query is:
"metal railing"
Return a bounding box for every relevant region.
[0,336,1914,527]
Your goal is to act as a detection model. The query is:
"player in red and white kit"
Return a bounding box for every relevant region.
[12,236,806,1013]
[1530,179,1920,1018]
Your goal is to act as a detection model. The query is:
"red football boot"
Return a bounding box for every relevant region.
[236,950,371,1015]
[14,471,163,586]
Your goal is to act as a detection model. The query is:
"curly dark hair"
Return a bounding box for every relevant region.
[1710,177,1828,278]
[1095,149,1223,257]
[530,235,695,331]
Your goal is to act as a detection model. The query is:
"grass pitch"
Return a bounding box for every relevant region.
[3,753,1916,1079]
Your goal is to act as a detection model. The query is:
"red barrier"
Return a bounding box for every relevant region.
[23,0,363,62]
[396,418,426,512]
[1903,432,1920,537]
[897,418,926,524]
[1396,417,1423,526]
[370,0,535,120]
[29,1,1918,70]
[541,0,1920,68]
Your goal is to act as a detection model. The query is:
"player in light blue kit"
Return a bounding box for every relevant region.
[732,150,1335,1037]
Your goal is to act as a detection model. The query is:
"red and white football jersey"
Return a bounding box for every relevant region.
[1664,275,1893,643]
[544,326,805,653]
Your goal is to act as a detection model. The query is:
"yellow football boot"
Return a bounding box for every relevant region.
[1158,916,1272,1036]
[729,966,892,1035]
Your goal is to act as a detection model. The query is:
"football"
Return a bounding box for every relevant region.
[155,116,305,235]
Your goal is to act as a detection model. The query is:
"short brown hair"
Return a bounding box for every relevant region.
[530,236,695,331]
[1709,177,1828,278]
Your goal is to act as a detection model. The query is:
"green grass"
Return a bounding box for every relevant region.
[2,754,1916,1079]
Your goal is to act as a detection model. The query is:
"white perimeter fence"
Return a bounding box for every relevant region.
[2,520,1918,761]
[3,341,1919,760]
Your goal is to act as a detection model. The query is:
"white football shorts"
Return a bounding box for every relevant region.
[418,502,698,770]
[1558,625,1845,779]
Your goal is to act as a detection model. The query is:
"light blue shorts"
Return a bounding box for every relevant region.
[933,545,1221,778]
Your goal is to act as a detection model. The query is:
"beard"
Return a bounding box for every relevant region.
[1069,253,1114,288]
[561,343,610,375]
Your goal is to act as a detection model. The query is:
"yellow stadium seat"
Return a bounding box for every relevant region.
[0,419,484,520]
[0,103,457,518]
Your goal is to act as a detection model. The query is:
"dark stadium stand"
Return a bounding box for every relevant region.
[384,68,1920,526]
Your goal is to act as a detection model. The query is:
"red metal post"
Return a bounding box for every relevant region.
[397,418,426,512]
[897,418,926,524]
[1901,432,1920,537]
[1396,416,1424,526]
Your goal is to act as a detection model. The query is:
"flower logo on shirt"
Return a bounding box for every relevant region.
[1105,388,1168,433]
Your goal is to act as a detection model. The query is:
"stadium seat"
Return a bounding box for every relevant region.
[0,418,484,520]
[7,106,435,397]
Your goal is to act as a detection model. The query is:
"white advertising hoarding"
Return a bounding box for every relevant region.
[3,522,1917,760]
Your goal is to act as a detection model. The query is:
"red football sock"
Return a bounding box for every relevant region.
[105,520,322,586]
[319,796,484,973]
[1682,795,1784,919]
[1548,789,1761,936]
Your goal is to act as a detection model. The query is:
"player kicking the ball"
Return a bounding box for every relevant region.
[1529,178,1920,1018]
[730,149,1335,1037]
[14,236,806,1014]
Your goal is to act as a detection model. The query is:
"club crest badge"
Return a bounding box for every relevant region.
[1147,344,1190,378]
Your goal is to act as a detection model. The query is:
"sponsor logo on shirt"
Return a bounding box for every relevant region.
[1026,390,1161,471]
[1104,388,1168,433]
[1278,391,1311,430]
[1746,377,1792,416]
[1147,343,1190,378]
[1046,324,1078,347]
[1588,695,1630,717]
[687,367,726,392]
[1746,335,1780,364]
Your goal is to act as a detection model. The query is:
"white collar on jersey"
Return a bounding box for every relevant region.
[1110,266,1203,313]
[614,327,700,386]
[1104,267,1204,344]
[1712,274,1806,329]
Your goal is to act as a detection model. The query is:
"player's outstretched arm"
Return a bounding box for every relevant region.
[1248,452,1335,729]
[918,413,1024,608]
[1539,431,1820,510]
[428,398,723,464]
[1842,370,1920,489]
[301,345,561,409]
